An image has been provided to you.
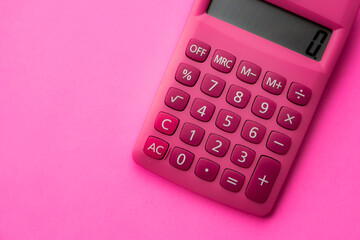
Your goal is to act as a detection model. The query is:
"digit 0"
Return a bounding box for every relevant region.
[306,30,328,58]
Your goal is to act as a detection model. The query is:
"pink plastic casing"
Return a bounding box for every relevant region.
[133,0,359,216]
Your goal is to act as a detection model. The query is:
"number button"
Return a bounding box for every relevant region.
[226,85,251,109]
[241,120,266,144]
[195,158,220,182]
[165,87,190,111]
[190,98,216,122]
[277,107,302,130]
[180,123,205,146]
[201,74,226,98]
[205,134,230,157]
[262,72,287,95]
[220,169,245,192]
[231,145,256,168]
[237,60,261,84]
[252,96,277,119]
[246,156,281,203]
[169,147,194,171]
[143,136,169,160]
[175,63,200,87]
[215,109,241,133]
[267,131,291,155]
[287,82,312,106]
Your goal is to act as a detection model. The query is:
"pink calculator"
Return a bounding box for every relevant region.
[132,0,359,216]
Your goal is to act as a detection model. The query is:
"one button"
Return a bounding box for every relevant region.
[241,120,266,144]
[154,112,179,135]
[237,61,261,84]
[205,134,230,157]
[220,169,245,192]
[143,136,169,160]
[169,147,194,171]
[195,158,220,182]
[262,72,287,95]
[175,63,201,87]
[226,85,251,109]
[190,98,216,122]
[287,82,312,106]
[185,39,211,62]
[201,74,226,98]
[216,109,241,133]
[246,156,281,203]
[231,145,256,168]
[277,107,302,130]
[164,87,190,111]
[267,131,291,155]
[211,50,236,73]
[252,96,277,119]
[180,123,205,146]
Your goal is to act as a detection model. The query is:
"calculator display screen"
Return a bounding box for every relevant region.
[207,0,332,61]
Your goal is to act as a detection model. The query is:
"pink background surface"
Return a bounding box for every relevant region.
[0,1,359,239]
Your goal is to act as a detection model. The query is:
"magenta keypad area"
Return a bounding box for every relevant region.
[136,37,319,216]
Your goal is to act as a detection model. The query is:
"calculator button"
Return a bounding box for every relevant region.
[175,63,201,87]
[154,112,179,135]
[195,158,220,182]
[201,74,226,98]
[211,50,236,73]
[237,61,261,84]
[231,145,256,168]
[246,156,281,203]
[190,98,216,122]
[143,136,169,160]
[220,169,245,192]
[277,107,302,130]
[226,85,251,109]
[180,123,205,146]
[185,39,211,62]
[165,87,190,111]
[287,82,312,106]
[205,134,230,157]
[251,96,277,119]
[241,120,266,144]
[267,131,291,155]
[169,147,194,171]
[215,109,241,133]
[262,72,287,95]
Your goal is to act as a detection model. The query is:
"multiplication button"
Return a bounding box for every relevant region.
[246,156,281,203]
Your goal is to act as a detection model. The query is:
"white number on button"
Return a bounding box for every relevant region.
[212,140,222,153]
[223,115,233,127]
[238,151,248,163]
[209,80,218,91]
[176,153,186,165]
[234,91,244,103]
[197,106,207,117]
[259,102,269,114]
[249,127,259,139]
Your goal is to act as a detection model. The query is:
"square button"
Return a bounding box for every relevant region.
[220,169,245,192]
[231,145,256,168]
[241,120,266,144]
[226,85,251,109]
[195,158,220,182]
[277,107,301,130]
[205,134,230,157]
[180,123,205,146]
[185,39,211,62]
[287,82,312,106]
[211,49,236,73]
[164,87,190,111]
[216,109,241,133]
[143,136,169,160]
[251,96,277,119]
[237,61,261,84]
[262,72,287,95]
[190,98,216,122]
[267,131,291,155]
[175,63,200,87]
[169,147,194,171]
[201,74,226,98]
[154,112,179,135]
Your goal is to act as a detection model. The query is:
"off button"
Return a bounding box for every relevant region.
[185,39,211,62]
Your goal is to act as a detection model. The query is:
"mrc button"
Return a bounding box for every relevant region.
[211,50,236,73]
[185,39,211,62]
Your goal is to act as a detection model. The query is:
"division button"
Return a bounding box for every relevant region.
[246,156,281,203]
[287,82,312,106]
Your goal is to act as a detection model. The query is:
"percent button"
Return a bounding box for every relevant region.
[175,63,201,87]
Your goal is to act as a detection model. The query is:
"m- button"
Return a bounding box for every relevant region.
[262,72,287,95]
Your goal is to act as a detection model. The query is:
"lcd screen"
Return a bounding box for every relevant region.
[207,0,332,61]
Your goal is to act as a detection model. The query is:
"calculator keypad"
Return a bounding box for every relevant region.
[141,38,313,208]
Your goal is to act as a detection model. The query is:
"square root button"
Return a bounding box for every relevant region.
[246,156,281,203]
